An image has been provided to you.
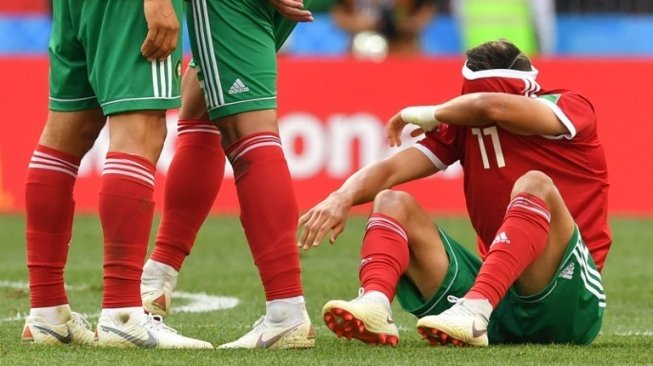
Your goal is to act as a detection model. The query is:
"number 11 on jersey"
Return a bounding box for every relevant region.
[471,126,506,169]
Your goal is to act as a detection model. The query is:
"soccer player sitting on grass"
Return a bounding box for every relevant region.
[297,39,610,347]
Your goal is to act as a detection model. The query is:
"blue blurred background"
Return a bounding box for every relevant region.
[2,0,653,56]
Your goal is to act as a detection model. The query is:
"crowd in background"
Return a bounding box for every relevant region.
[2,0,653,56]
[310,0,653,13]
[314,0,653,58]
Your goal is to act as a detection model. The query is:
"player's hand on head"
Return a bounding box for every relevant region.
[269,0,314,22]
[297,196,349,251]
[142,0,180,61]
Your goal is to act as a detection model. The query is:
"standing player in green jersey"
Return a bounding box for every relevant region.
[139,0,317,349]
[22,0,212,348]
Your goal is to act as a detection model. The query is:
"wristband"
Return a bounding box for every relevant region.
[399,106,440,131]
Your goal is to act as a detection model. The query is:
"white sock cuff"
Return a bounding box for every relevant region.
[30,304,72,324]
[145,259,179,276]
[100,307,144,319]
[362,290,390,303]
[266,295,305,307]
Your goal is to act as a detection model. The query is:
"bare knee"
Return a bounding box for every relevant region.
[511,170,558,203]
[39,109,106,157]
[372,190,416,223]
[217,110,278,147]
[109,110,168,163]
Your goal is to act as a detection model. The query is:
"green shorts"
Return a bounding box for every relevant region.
[49,0,183,115]
[397,226,606,345]
[185,0,305,120]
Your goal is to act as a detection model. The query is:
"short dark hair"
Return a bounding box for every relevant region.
[465,39,532,72]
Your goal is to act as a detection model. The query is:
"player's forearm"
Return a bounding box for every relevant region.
[403,93,542,131]
[434,93,494,127]
[437,93,567,135]
[402,93,523,131]
[332,163,395,206]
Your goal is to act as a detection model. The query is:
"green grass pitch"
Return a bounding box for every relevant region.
[1,214,652,365]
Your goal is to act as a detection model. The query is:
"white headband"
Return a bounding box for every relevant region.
[462,61,539,81]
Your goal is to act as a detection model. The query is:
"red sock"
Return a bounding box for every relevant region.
[466,193,551,307]
[99,153,156,308]
[25,145,80,308]
[227,132,302,300]
[150,120,224,271]
[359,213,409,302]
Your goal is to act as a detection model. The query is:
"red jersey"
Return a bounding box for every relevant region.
[417,87,611,271]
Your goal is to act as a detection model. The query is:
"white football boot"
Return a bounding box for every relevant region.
[22,305,95,345]
[322,290,399,346]
[96,308,213,349]
[217,305,315,349]
[416,296,492,347]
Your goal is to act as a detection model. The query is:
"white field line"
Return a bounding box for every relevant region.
[0,280,88,291]
[173,291,239,314]
[613,330,653,337]
[0,280,239,323]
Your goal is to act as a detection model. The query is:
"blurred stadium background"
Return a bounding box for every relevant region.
[3,0,653,55]
[0,1,651,216]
